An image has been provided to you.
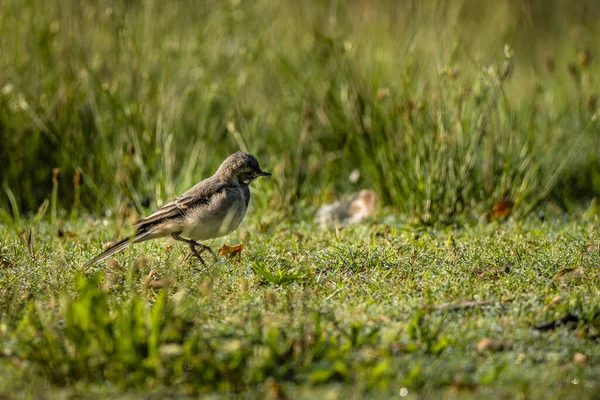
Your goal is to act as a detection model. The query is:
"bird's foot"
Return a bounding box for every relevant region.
[187,242,217,266]
[172,234,217,266]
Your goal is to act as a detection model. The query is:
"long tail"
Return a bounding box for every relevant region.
[85,231,151,267]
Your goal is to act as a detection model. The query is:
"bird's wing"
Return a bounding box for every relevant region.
[133,178,225,230]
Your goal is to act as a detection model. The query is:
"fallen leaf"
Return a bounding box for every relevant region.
[554,267,585,280]
[220,243,244,258]
[490,198,514,221]
[57,229,78,238]
[147,277,174,289]
[141,269,157,286]
[587,243,599,252]
[475,338,513,353]
[450,382,479,393]
[141,269,174,289]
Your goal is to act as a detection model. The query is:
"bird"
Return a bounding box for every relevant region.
[85,152,271,267]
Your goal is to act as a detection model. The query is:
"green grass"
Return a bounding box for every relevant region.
[1,0,599,220]
[2,0,600,397]
[1,210,600,398]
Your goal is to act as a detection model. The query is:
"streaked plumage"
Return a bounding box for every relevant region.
[86,152,271,266]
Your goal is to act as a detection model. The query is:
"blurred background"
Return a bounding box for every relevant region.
[1,0,599,224]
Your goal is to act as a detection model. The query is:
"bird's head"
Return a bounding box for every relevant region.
[217,152,271,184]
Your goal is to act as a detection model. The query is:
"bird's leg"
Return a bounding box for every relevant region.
[171,234,215,266]
[188,242,206,267]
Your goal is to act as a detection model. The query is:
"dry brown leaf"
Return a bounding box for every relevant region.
[147,277,174,289]
[490,198,514,221]
[57,229,78,238]
[293,232,305,241]
[141,269,157,285]
[220,243,244,258]
[554,267,585,280]
[475,338,512,353]
[450,382,479,393]
[141,269,173,289]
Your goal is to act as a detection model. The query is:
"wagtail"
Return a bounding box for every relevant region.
[86,152,271,266]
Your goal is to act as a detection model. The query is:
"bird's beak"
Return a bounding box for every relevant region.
[258,170,272,177]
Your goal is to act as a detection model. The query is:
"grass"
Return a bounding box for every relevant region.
[1,0,600,397]
[1,209,600,398]
[1,0,599,220]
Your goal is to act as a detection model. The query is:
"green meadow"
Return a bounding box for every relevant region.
[1,0,599,398]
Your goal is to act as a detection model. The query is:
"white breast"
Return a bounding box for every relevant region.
[180,186,248,242]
